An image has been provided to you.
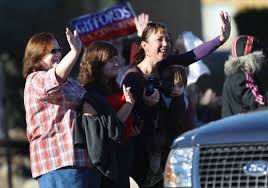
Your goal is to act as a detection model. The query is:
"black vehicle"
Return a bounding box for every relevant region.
[164,109,268,188]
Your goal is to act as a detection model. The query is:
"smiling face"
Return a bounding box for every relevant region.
[142,30,170,62]
[140,22,171,64]
[40,39,62,70]
[23,32,63,78]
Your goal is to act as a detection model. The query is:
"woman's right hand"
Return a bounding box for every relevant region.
[143,88,160,106]
[134,13,149,37]
[55,28,82,82]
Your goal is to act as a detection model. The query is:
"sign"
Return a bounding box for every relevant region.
[70,2,136,46]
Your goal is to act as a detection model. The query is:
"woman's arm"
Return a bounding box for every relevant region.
[117,85,135,123]
[165,11,231,67]
[55,28,82,82]
[117,103,134,123]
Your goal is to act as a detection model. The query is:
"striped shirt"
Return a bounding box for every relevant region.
[24,68,92,178]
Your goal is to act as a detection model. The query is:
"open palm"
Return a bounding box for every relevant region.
[219,11,231,42]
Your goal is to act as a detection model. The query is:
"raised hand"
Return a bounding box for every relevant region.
[134,13,149,37]
[123,84,135,105]
[66,28,82,52]
[219,11,231,43]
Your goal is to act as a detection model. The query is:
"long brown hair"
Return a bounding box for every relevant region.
[77,41,119,94]
[135,22,168,64]
[23,33,55,79]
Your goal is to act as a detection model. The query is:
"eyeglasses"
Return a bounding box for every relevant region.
[50,48,62,54]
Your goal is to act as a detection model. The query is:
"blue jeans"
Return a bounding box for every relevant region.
[37,166,101,188]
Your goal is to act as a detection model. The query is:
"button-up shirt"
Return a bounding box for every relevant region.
[24,68,91,178]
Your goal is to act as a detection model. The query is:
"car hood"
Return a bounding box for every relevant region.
[172,110,268,148]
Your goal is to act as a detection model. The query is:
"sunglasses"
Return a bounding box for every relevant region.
[50,48,62,54]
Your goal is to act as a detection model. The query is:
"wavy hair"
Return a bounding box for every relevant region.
[77,41,118,92]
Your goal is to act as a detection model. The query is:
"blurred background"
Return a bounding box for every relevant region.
[1,0,268,187]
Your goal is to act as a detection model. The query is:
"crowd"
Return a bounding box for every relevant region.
[22,10,268,188]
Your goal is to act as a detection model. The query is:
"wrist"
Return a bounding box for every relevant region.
[219,35,228,44]
[137,31,142,38]
[70,47,81,55]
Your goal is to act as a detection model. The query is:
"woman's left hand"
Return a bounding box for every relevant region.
[123,84,135,105]
[66,27,82,52]
[219,11,231,43]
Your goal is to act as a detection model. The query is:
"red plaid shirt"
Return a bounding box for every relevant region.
[24,68,92,178]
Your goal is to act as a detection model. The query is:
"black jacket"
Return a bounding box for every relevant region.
[74,89,123,182]
[222,51,267,117]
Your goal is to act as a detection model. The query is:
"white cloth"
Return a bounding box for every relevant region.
[181,31,211,85]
